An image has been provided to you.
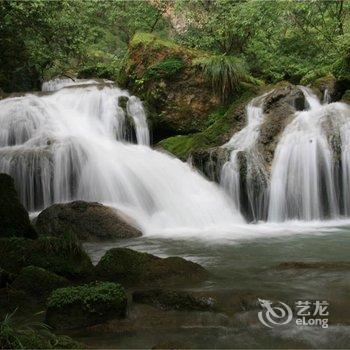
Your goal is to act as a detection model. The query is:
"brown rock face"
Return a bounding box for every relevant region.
[35,201,141,241]
[126,34,221,142]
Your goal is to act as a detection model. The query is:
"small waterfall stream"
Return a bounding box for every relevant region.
[0,79,242,233]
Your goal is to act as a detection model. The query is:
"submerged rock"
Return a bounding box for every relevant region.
[133,289,215,311]
[46,282,127,329]
[35,201,141,241]
[95,248,208,286]
[0,173,37,238]
[12,266,69,297]
[0,236,93,279]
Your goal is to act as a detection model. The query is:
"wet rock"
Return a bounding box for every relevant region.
[0,236,93,279]
[191,147,230,182]
[95,248,208,286]
[277,261,350,270]
[12,266,69,297]
[311,74,337,101]
[118,96,129,110]
[133,289,215,311]
[35,201,141,242]
[0,173,37,238]
[341,89,350,104]
[45,282,127,329]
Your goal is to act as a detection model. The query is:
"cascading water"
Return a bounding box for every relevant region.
[221,93,269,220]
[0,79,242,233]
[268,87,350,221]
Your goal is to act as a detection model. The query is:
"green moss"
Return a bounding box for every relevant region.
[47,282,126,311]
[159,88,256,160]
[12,266,69,297]
[146,56,185,80]
[46,282,127,329]
[0,235,93,279]
[130,33,181,51]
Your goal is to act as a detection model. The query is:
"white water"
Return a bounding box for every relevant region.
[268,87,350,221]
[0,79,242,234]
[221,93,269,220]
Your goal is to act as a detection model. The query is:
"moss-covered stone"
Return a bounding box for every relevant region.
[0,235,93,279]
[133,289,215,311]
[95,248,208,286]
[35,201,141,242]
[46,282,127,329]
[159,88,255,160]
[0,173,37,238]
[126,33,223,141]
[12,266,69,297]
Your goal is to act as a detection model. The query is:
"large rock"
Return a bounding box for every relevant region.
[0,173,36,238]
[46,282,127,329]
[35,201,141,241]
[133,289,215,311]
[12,266,69,297]
[126,33,222,141]
[95,248,208,286]
[0,236,93,279]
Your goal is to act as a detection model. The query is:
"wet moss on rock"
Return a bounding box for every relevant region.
[95,248,208,286]
[12,266,69,297]
[46,282,127,329]
[0,235,93,279]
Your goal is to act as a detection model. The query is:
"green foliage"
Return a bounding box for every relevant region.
[47,282,126,312]
[147,56,185,80]
[193,54,249,102]
[0,309,82,349]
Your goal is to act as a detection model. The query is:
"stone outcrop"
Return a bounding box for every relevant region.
[0,173,37,238]
[35,201,141,242]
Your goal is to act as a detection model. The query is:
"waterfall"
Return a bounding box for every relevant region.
[268,87,350,221]
[0,79,242,233]
[221,94,269,220]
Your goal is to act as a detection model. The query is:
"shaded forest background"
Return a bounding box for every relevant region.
[0,0,349,93]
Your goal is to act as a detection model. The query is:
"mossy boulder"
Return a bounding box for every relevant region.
[0,173,37,238]
[159,88,255,161]
[35,201,141,242]
[126,33,222,141]
[133,289,215,311]
[0,236,93,279]
[12,266,69,297]
[45,282,127,329]
[95,248,208,286]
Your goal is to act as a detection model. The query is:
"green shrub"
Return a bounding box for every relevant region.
[193,54,250,102]
[146,56,185,80]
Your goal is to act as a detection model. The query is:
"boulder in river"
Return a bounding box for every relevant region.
[132,289,215,311]
[95,248,208,286]
[45,282,127,329]
[0,173,37,238]
[35,201,142,241]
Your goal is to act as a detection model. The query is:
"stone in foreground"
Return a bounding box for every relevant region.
[95,248,208,286]
[46,282,127,329]
[35,201,141,241]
